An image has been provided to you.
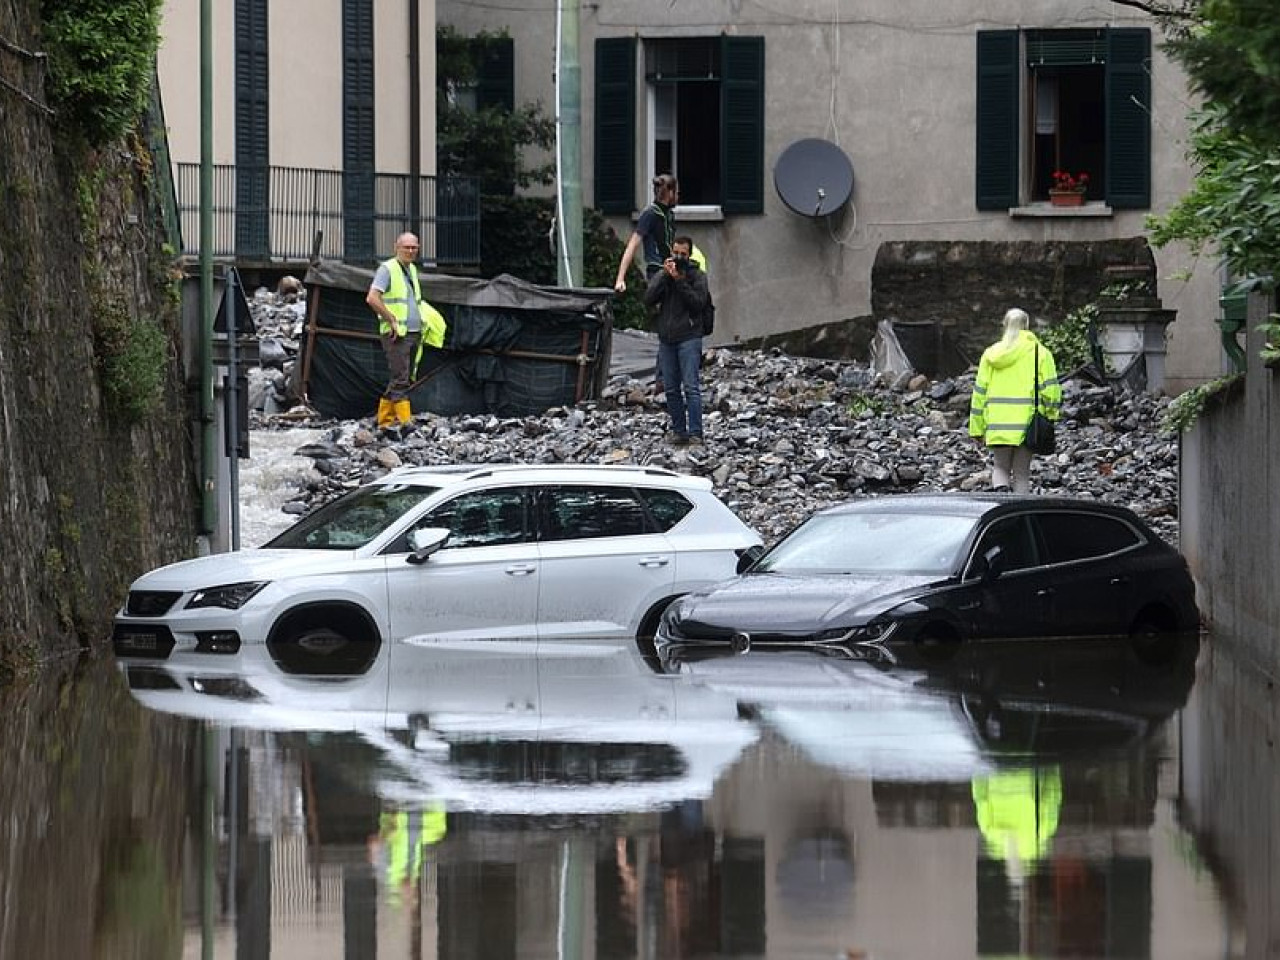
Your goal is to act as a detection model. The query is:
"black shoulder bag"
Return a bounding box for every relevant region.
[1025,344,1056,454]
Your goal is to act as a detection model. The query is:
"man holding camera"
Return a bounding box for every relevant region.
[644,235,709,445]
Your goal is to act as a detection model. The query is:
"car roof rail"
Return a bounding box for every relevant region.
[459,463,683,481]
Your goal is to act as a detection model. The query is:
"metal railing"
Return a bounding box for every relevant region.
[174,163,480,267]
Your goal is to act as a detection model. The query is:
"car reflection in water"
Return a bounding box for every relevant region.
[660,631,1199,777]
[120,628,1207,958]
[122,640,758,816]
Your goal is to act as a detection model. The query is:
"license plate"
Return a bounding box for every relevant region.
[116,630,159,653]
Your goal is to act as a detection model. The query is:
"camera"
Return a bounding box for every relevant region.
[672,254,691,271]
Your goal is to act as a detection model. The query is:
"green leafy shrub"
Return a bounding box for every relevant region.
[1039,303,1096,372]
[92,296,168,421]
[43,0,162,145]
[1161,373,1244,434]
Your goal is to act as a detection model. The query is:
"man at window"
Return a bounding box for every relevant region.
[614,174,678,293]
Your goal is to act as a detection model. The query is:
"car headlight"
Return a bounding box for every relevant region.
[185,581,269,610]
[814,620,896,643]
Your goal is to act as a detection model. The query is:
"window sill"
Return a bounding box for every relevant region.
[1009,202,1113,218]
[631,205,724,222]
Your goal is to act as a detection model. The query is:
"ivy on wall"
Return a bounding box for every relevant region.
[42,0,162,145]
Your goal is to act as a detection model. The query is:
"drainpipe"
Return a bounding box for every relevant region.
[555,0,582,286]
[408,0,421,237]
[199,0,217,539]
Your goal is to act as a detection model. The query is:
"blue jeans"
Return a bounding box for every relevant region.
[658,337,703,437]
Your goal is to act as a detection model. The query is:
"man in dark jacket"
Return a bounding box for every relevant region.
[644,235,709,445]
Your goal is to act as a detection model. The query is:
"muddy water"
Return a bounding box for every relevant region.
[1,633,1273,959]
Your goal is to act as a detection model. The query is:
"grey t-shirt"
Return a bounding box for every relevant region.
[372,262,423,332]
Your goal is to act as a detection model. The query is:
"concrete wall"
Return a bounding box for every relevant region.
[158,0,436,176]
[437,0,1222,392]
[1180,290,1280,679]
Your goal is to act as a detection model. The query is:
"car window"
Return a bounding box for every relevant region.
[971,516,1038,573]
[418,489,527,550]
[1033,511,1144,563]
[538,486,652,542]
[264,483,440,550]
[636,488,694,532]
[755,512,976,576]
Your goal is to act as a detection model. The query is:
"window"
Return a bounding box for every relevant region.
[267,483,440,550]
[440,34,515,194]
[1034,511,1143,564]
[538,486,652,542]
[636,488,694,532]
[971,517,1038,575]
[594,36,764,214]
[976,28,1150,209]
[415,489,527,550]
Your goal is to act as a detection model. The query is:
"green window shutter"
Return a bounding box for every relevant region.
[1105,28,1151,209]
[342,0,375,262]
[594,37,635,214]
[476,37,514,113]
[720,36,764,215]
[975,30,1020,210]
[235,0,269,258]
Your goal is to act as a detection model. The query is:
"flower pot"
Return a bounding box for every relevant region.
[1049,189,1085,207]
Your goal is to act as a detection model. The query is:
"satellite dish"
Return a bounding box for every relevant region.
[773,138,854,217]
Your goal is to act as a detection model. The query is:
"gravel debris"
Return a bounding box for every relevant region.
[244,284,1181,546]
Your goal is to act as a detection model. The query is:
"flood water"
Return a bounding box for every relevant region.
[0,630,1271,959]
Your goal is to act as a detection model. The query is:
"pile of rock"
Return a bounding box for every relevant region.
[245,278,308,414]
[262,345,1181,546]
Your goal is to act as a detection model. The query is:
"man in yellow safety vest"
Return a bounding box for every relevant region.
[365,232,447,428]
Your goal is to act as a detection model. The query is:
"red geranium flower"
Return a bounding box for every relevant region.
[1051,170,1089,192]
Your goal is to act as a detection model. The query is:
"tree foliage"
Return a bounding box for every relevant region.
[479,195,647,329]
[436,25,555,193]
[1162,0,1280,149]
[1149,0,1280,282]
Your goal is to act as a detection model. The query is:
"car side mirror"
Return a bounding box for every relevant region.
[736,544,765,575]
[406,527,450,565]
[980,545,1006,582]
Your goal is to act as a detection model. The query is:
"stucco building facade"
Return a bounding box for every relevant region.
[439,0,1224,393]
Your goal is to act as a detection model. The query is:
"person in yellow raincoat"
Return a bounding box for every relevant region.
[371,805,447,906]
[968,308,1062,493]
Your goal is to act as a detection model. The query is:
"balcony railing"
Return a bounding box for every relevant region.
[174,163,480,267]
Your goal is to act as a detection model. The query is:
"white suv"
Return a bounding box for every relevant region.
[113,464,762,673]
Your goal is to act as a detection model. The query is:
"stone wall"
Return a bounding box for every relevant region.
[871,239,1158,367]
[0,1,197,672]
[1179,290,1280,681]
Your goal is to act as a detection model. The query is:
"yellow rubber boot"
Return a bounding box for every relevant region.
[394,399,412,425]
[376,397,396,428]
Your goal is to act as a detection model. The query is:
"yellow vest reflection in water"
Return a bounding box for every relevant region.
[972,766,1062,865]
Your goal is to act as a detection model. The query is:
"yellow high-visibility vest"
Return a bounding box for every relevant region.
[379,258,447,348]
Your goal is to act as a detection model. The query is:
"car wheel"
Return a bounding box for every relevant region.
[635,596,680,660]
[268,607,381,675]
[914,623,962,661]
[1128,610,1179,665]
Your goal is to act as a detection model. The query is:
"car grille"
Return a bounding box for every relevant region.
[126,590,183,616]
[678,624,812,644]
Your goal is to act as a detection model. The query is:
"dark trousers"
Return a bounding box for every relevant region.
[381,330,422,400]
